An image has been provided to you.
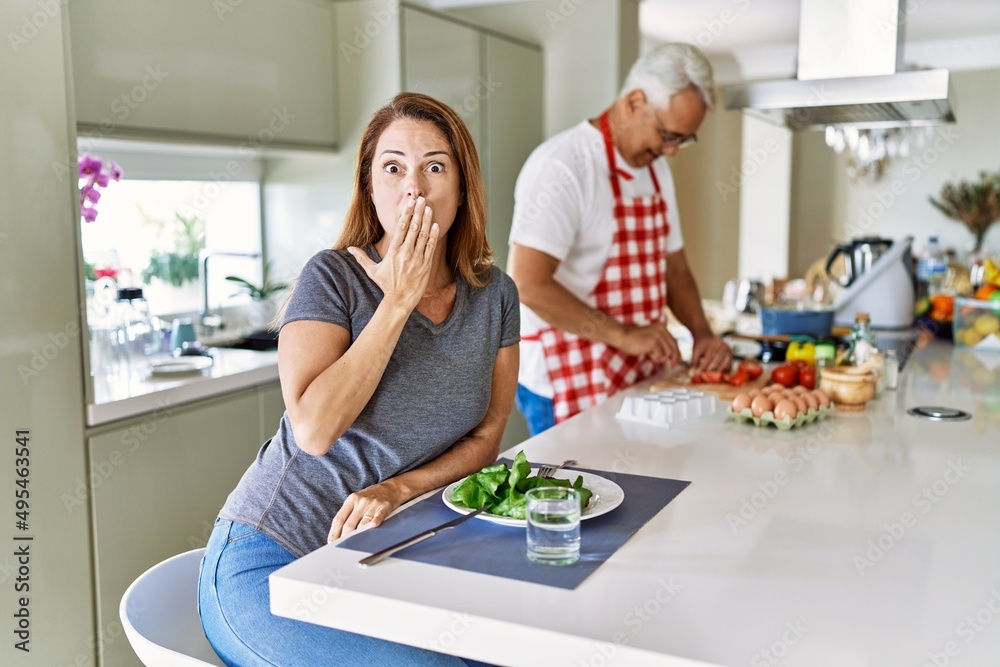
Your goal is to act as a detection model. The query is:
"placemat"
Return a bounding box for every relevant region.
[338,466,690,590]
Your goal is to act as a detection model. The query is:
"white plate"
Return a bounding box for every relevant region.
[147,356,214,376]
[441,468,625,527]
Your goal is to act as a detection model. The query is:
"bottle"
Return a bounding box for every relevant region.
[916,236,947,299]
[843,312,878,366]
[883,349,899,390]
[813,340,837,387]
[115,288,157,373]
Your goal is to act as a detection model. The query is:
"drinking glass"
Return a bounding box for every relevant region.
[526,487,581,566]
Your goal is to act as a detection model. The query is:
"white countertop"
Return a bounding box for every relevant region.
[87,347,278,426]
[269,341,1000,666]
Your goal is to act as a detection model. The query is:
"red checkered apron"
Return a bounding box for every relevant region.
[527,111,670,423]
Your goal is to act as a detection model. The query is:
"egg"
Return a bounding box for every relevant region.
[747,389,761,398]
[802,392,819,412]
[769,383,785,392]
[750,395,774,418]
[793,395,808,415]
[773,399,798,421]
[812,389,831,408]
[732,393,753,412]
[792,385,808,394]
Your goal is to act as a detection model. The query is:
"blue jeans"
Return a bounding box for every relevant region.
[198,519,492,667]
[515,384,555,436]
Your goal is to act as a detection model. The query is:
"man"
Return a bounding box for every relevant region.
[508,43,732,435]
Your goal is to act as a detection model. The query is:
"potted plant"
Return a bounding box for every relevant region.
[929,170,1000,255]
[225,263,290,329]
[140,210,205,287]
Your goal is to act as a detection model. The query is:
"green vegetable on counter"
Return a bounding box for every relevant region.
[450,451,592,519]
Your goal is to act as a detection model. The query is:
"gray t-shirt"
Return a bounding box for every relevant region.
[220,246,520,557]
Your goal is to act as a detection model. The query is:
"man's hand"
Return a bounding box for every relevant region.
[690,336,733,372]
[617,323,681,366]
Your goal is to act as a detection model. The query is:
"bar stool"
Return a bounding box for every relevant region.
[120,548,225,666]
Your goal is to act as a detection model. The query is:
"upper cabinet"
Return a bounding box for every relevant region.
[69,0,338,149]
[402,8,483,153]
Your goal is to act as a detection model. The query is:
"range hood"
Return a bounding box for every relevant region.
[723,0,956,130]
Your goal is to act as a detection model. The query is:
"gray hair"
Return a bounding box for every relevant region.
[621,43,716,111]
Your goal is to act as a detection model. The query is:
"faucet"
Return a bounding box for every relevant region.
[200,251,262,335]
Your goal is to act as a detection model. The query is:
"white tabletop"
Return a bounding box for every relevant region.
[270,341,1000,666]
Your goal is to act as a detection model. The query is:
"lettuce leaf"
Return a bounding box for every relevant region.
[449,463,508,509]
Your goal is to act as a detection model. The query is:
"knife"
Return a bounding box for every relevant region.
[358,507,488,567]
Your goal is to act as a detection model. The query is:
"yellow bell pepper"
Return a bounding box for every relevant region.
[786,338,816,365]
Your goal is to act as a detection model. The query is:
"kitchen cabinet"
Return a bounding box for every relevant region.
[258,380,286,442]
[402,8,483,153]
[481,34,543,272]
[88,387,270,667]
[69,0,338,149]
[400,6,542,272]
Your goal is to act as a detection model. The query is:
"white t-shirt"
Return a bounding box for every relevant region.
[509,120,685,398]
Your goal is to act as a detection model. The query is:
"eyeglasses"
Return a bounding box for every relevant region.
[653,112,698,149]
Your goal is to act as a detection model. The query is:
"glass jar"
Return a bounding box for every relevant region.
[883,349,899,390]
[115,288,157,373]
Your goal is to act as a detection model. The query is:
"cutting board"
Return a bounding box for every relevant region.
[649,365,771,400]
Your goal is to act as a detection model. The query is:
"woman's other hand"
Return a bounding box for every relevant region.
[327,480,404,541]
[348,196,439,311]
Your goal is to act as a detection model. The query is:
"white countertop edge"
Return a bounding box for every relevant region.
[86,354,279,426]
[269,561,720,667]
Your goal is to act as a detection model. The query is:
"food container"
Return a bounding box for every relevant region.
[953,296,1000,351]
[760,306,835,337]
[819,366,876,411]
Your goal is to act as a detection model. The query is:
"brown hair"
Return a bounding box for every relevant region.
[334,92,493,286]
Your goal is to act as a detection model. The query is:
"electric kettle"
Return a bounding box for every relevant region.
[825,237,894,287]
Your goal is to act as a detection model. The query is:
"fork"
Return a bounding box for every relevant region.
[538,459,577,478]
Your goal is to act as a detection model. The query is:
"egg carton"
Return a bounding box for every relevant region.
[726,404,835,431]
[616,388,718,428]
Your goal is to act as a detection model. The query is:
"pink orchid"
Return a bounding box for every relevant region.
[78,154,123,223]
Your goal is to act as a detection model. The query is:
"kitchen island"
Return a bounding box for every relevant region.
[270,340,1000,666]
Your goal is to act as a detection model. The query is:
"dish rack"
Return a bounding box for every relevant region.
[615,388,718,428]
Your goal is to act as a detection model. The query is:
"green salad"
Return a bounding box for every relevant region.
[450,451,593,520]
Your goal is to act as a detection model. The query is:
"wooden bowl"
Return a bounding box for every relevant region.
[819,367,876,411]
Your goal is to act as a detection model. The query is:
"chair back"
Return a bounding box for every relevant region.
[120,548,225,666]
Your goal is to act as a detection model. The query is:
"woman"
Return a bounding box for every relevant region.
[198,92,519,666]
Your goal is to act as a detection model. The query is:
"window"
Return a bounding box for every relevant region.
[79,141,264,319]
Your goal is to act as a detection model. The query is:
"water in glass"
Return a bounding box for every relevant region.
[526,487,581,566]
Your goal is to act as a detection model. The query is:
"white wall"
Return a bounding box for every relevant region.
[813,68,1000,259]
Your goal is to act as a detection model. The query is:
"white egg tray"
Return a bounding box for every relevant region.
[615,388,718,428]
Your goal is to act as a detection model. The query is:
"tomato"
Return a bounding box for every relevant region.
[738,359,763,380]
[799,366,816,390]
[771,364,799,388]
[727,369,750,387]
[701,371,725,384]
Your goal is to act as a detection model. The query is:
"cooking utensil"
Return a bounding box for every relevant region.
[825,237,894,288]
[734,279,765,314]
[358,507,487,567]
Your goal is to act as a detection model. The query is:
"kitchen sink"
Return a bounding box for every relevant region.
[212,329,279,351]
